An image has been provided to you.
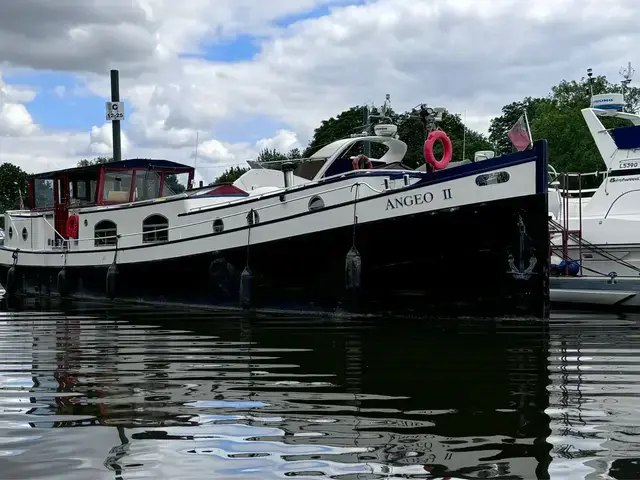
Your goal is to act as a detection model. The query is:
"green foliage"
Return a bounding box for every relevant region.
[303,106,369,157]
[211,166,249,185]
[287,148,302,159]
[301,103,492,168]
[257,148,287,163]
[489,74,640,175]
[0,163,29,227]
[164,175,186,194]
[77,156,113,167]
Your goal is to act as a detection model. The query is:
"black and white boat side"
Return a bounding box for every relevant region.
[0,104,550,318]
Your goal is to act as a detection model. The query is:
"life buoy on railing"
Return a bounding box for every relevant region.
[66,214,79,239]
[423,130,453,170]
[351,155,373,170]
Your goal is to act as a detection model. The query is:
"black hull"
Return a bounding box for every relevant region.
[0,193,550,319]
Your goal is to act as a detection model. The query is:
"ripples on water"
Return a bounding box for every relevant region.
[0,301,638,479]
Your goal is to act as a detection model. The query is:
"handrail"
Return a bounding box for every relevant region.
[42,215,66,243]
[16,180,386,251]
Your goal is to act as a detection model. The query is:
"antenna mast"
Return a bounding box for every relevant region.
[620,61,635,112]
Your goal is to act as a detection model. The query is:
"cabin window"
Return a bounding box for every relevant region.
[95,220,118,247]
[475,171,510,186]
[308,196,325,211]
[33,179,55,209]
[162,173,189,196]
[213,219,224,234]
[103,171,133,203]
[142,214,169,243]
[71,179,97,205]
[8,227,13,239]
[134,170,162,201]
[21,227,28,242]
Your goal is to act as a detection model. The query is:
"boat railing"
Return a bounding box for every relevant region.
[247,156,325,170]
[21,179,386,252]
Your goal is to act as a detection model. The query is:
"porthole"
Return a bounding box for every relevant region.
[246,210,260,226]
[213,218,224,233]
[8,227,12,239]
[22,227,28,241]
[475,171,510,186]
[308,196,325,211]
[84,219,88,227]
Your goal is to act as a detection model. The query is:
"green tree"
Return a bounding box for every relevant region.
[256,148,287,163]
[287,148,302,159]
[211,166,249,185]
[489,74,640,175]
[488,97,552,155]
[77,156,113,167]
[300,103,491,168]
[303,106,369,157]
[163,175,186,194]
[0,163,29,227]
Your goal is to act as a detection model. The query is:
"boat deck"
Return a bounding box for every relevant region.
[551,275,640,308]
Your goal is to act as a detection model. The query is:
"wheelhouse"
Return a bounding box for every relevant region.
[27,159,194,243]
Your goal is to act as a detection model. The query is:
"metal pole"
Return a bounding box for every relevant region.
[363,105,370,157]
[462,110,466,160]
[578,173,583,276]
[110,70,122,162]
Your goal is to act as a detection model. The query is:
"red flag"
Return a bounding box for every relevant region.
[508,114,531,151]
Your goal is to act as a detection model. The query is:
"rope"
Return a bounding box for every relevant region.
[549,218,640,275]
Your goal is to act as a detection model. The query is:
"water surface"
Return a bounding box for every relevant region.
[0,301,638,479]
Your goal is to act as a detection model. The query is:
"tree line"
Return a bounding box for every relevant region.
[1,71,637,216]
[215,73,639,184]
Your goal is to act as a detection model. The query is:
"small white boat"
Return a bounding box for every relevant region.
[548,90,640,308]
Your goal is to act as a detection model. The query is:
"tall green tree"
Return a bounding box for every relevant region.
[211,166,249,185]
[301,103,491,168]
[489,74,640,175]
[256,148,287,163]
[0,163,29,227]
[303,106,369,157]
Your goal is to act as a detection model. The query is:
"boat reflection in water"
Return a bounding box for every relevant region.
[0,303,558,479]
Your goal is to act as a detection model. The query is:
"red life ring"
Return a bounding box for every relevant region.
[351,155,373,170]
[66,214,79,239]
[423,130,453,170]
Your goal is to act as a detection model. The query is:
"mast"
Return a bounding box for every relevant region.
[620,61,635,112]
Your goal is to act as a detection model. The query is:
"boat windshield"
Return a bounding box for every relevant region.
[293,159,326,180]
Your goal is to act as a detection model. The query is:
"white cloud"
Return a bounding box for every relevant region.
[0,74,38,136]
[2,0,640,183]
[256,129,301,153]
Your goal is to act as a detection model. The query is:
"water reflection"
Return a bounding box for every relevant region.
[6,303,634,478]
[547,313,640,479]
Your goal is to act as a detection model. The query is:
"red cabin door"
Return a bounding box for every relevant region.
[53,176,69,246]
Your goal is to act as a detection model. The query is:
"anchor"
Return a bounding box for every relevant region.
[507,214,537,281]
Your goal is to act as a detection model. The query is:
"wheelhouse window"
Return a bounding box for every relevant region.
[134,170,162,201]
[142,214,169,243]
[33,179,54,209]
[103,170,133,203]
[162,173,188,196]
[95,220,117,247]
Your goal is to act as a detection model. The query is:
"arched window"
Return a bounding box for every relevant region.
[308,196,325,211]
[142,214,169,243]
[95,220,117,247]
